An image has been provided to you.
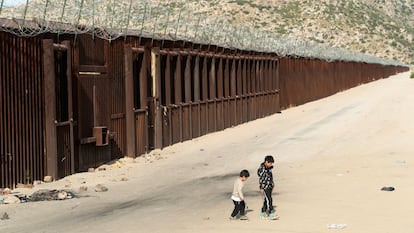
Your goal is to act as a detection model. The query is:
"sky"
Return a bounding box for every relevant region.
[2,0,28,7]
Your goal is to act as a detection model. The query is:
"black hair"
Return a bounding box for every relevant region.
[264,155,274,163]
[240,169,250,178]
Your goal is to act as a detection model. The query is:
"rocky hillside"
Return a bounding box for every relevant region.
[191,0,414,65]
[2,0,413,65]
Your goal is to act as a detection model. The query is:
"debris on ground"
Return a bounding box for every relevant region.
[15,183,33,189]
[0,189,78,204]
[43,176,53,183]
[1,188,11,195]
[110,161,125,168]
[1,212,9,220]
[327,223,347,229]
[381,186,395,191]
[28,189,75,201]
[79,186,88,193]
[3,196,20,204]
[94,184,108,192]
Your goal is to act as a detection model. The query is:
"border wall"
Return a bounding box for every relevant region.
[0,27,409,189]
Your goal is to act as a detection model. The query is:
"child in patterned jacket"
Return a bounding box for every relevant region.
[257,155,279,220]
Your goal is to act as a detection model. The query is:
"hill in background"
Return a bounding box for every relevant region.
[2,0,413,65]
[190,0,413,65]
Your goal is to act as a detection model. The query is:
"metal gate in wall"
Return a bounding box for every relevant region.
[123,45,281,157]
[124,45,152,157]
[42,40,75,179]
[152,49,281,149]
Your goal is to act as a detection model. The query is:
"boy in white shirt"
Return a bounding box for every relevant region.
[229,169,250,220]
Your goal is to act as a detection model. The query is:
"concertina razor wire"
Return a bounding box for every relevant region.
[0,0,407,66]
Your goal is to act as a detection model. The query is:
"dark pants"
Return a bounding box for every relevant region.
[261,188,274,213]
[231,200,246,217]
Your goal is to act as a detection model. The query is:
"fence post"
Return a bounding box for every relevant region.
[42,39,57,180]
[62,40,75,173]
[152,48,163,149]
[124,44,136,157]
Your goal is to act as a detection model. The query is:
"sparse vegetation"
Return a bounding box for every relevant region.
[410,72,414,79]
[0,0,413,65]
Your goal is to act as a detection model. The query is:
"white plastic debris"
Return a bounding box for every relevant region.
[327,223,347,229]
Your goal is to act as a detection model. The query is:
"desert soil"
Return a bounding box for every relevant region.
[1,71,413,233]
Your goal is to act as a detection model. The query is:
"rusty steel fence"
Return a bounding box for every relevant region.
[0,29,409,189]
[153,50,280,148]
[0,32,45,188]
[279,58,408,109]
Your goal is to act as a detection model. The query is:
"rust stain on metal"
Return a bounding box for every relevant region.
[0,28,409,190]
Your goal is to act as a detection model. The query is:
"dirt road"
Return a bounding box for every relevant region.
[1,71,413,233]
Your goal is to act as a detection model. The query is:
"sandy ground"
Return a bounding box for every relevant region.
[1,71,414,233]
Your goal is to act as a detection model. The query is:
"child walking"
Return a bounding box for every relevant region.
[229,169,250,220]
[257,155,279,220]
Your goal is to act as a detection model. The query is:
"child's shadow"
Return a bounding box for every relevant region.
[245,205,277,213]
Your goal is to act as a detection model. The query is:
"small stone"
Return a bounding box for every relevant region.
[2,188,11,195]
[16,183,25,188]
[97,165,110,171]
[381,186,395,191]
[57,191,68,200]
[88,168,95,172]
[119,157,134,163]
[43,176,53,183]
[33,180,42,186]
[79,186,88,192]
[1,212,9,220]
[94,184,108,192]
[3,196,20,204]
[120,177,128,181]
[111,161,123,168]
